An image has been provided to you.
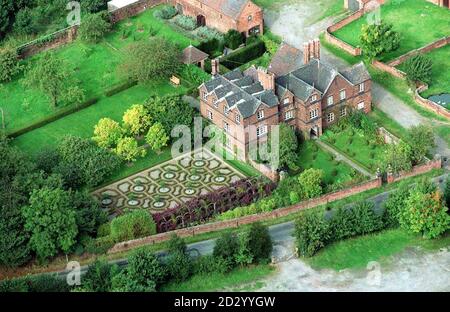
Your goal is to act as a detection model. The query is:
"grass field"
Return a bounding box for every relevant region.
[307,228,450,270]
[1,5,194,134]
[321,128,386,172]
[332,0,450,62]
[161,264,274,292]
[296,141,360,186]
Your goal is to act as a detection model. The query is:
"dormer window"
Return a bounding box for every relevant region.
[311,95,318,102]
[359,83,365,93]
[257,110,264,120]
[283,98,290,105]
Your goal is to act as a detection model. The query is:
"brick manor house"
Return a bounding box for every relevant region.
[169,0,264,36]
[199,40,372,160]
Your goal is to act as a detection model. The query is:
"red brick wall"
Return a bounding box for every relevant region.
[371,60,406,79]
[387,157,443,184]
[415,85,450,120]
[324,31,362,56]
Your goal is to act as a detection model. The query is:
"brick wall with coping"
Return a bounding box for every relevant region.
[386,157,443,184]
[415,84,450,119]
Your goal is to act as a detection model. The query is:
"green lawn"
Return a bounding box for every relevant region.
[307,228,450,270]
[1,5,195,135]
[13,82,187,156]
[321,128,386,173]
[296,141,360,186]
[332,0,450,61]
[161,264,274,292]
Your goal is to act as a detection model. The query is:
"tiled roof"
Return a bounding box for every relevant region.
[198,0,252,19]
[202,68,278,119]
[182,45,209,64]
[340,62,371,85]
[268,42,304,77]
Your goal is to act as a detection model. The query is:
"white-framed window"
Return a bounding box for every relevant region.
[256,125,267,137]
[340,106,347,117]
[309,108,318,120]
[285,110,294,120]
[235,114,241,124]
[327,112,335,123]
[359,83,365,93]
[257,110,264,120]
[248,15,253,21]
[223,106,229,116]
[207,110,213,120]
[283,98,290,105]
[203,92,208,101]
[311,95,318,102]
[339,90,346,101]
[213,101,219,108]
[327,96,334,106]
[224,122,230,133]
[357,102,365,110]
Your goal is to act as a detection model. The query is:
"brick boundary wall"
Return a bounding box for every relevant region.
[387,157,443,184]
[248,158,280,182]
[415,84,450,119]
[17,0,166,59]
[108,177,383,254]
[371,60,406,79]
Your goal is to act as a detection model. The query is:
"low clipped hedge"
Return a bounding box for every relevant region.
[8,97,99,138]
[221,39,266,70]
[110,210,157,243]
[104,80,137,97]
[0,274,69,292]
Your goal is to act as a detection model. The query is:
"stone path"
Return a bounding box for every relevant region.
[315,140,374,178]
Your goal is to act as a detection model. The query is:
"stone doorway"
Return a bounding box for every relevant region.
[197,15,206,27]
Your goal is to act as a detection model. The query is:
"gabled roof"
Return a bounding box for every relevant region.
[198,0,255,19]
[182,45,209,64]
[201,68,278,119]
[268,42,304,77]
[340,62,371,85]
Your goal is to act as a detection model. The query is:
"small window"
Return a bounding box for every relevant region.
[340,90,346,101]
[285,110,294,120]
[309,108,318,120]
[235,114,241,124]
[327,112,335,123]
[248,15,253,21]
[203,92,208,101]
[283,98,290,105]
[224,106,229,116]
[358,102,365,110]
[207,110,213,120]
[214,101,219,108]
[340,107,347,117]
[311,95,318,102]
[359,83,365,93]
[257,110,264,120]
[224,122,230,133]
[327,96,334,106]
[256,125,267,137]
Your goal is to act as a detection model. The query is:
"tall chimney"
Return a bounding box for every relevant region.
[313,38,321,60]
[303,42,310,64]
[257,67,275,90]
[211,59,220,76]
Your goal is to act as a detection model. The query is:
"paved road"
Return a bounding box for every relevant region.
[315,140,374,178]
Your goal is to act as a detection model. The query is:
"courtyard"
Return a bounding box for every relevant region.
[93,148,246,217]
[332,0,450,62]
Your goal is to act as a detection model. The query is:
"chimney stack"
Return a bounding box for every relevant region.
[211,58,220,76]
[303,42,310,64]
[313,38,321,60]
[257,67,275,91]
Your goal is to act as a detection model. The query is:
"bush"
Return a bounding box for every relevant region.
[197,26,223,41]
[221,39,266,70]
[126,249,167,289]
[165,251,193,283]
[213,232,239,270]
[173,15,197,31]
[404,54,433,85]
[224,29,244,49]
[104,80,137,97]
[78,12,111,43]
[0,274,69,292]
[197,37,223,56]
[110,210,156,243]
[193,255,231,275]
[81,260,117,292]
[247,223,272,263]
[153,6,178,19]
[383,182,410,227]
[0,44,21,82]
[298,168,323,199]
[294,211,329,257]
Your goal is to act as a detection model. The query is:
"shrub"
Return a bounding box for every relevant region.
[81,260,117,292]
[221,39,266,70]
[78,12,111,43]
[125,249,166,289]
[213,232,239,270]
[0,44,21,82]
[197,37,223,55]
[153,6,178,20]
[166,251,193,283]
[294,211,329,257]
[197,26,223,41]
[383,182,410,227]
[298,168,323,199]
[404,54,433,85]
[173,15,197,31]
[360,22,400,60]
[193,255,231,275]
[0,274,69,292]
[110,210,156,243]
[224,29,244,49]
[247,223,272,263]
[167,234,187,254]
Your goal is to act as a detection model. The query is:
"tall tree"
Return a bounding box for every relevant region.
[407,125,435,165]
[145,122,169,153]
[360,22,400,61]
[122,104,152,136]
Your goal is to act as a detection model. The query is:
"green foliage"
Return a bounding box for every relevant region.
[144,95,195,135]
[72,191,107,237]
[78,12,111,44]
[213,232,239,271]
[23,187,78,261]
[146,122,169,152]
[382,141,412,174]
[167,234,187,254]
[360,22,400,60]
[193,255,231,275]
[110,210,156,243]
[13,7,38,35]
[407,125,435,165]
[196,26,223,41]
[197,38,224,56]
[0,44,21,82]
[445,178,450,209]
[115,137,147,162]
[153,5,178,20]
[383,182,410,227]
[126,248,167,289]
[165,251,193,283]
[221,39,266,70]
[122,104,152,136]
[81,260,117,292]
[295,211,330,257]
[81,0,109,14]
[22,52,85,108]
[0,274,69,292]
[298,168,323,199]
[178,64,211,86]
[92,117,123,148]
[58,136,121,187]
[119,38,182,83]
[235,230,254,266]
[403,54,433,85]
[247,223,272,263]
[173,15,197,31]
[224,29,244,49]
[278,123,298,170]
